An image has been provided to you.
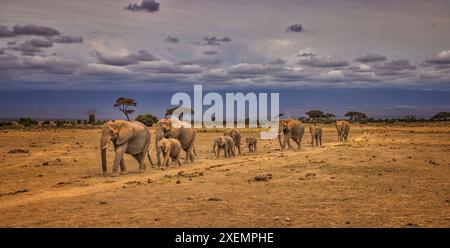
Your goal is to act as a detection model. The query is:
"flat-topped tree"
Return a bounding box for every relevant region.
[114,97,137,121]
[345,111,368,121]
[306,110,326,120]
[165,106,194,121]
[431,112,450,121]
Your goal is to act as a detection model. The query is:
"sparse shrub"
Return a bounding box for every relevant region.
[0,121,12,127]
[18,118,38,127]
[56,120,64,127]
[135,114,158,127]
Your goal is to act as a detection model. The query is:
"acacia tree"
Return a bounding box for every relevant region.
[165,106,194,121]
[86,108,97,124]
[306,110,326,120]
[431,112,450,121]
[114,97,137,121]
[135,114,158,127]
[325,113,336,120]
[345,111,368,121]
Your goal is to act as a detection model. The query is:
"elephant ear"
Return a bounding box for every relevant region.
[116,123,134,146]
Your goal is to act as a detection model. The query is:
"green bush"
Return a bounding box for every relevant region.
[18,118,38,127]
[0,121,12,127]
[135,114,159,127]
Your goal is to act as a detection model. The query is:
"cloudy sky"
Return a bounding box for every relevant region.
[0,0,449,118]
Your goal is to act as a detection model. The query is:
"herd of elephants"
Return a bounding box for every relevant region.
[100,118,351,177]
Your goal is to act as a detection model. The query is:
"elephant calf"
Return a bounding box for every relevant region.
[213,136,235,158]
[156,138,182,169]
[246,136,257,153]
[224,129,241,155]
[309,126,323,147]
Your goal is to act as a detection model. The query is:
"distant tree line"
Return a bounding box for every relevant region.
[1,96,448,128]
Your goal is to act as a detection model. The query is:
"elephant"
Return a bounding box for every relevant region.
[100,120,153,177]
[278,119,305,151]
[154,118,197,165]
[335,120,350,142]
[156,138,182,169]
[309,126,323,147]
[213,136,235,158]
[245,136,257,153]
[224,129,241,154]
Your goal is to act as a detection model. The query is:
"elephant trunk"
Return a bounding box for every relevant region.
[213,143,217,156]
[278,134,284,149]
[100,132,111,177]
[101,148,107,177]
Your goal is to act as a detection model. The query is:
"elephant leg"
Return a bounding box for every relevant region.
[112,145,126,177]
[176,156,182,166]
[130,154,144,173]
[184,148,192,164]
[119,158,127,175]
[156,147,162,167]
[282,136,288,150]
[231,148,235,157]
[188,147,195,163]
[147,152,154,167]
[138,152,146,172]
[163,152,171,169]
[287,138,293,149]
[237,144,241,155]
[294,138,301,151]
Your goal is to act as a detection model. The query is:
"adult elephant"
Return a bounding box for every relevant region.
[278,119,305,151]
[100,120,153,177]
[224,129,241,155]
[154,118,196,165]
[335,120,350,142]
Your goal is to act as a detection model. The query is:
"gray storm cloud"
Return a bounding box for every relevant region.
[125,0,160,13]
[299,56,350,68]
[94,50,158,66]
[202,50,218,55]
[287,24,303,33]
[355,54,387,63]
[52,36,83,44]
[0,24,60,37]
[164,35,179,43]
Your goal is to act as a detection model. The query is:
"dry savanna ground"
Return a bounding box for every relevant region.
[0,123,449,227]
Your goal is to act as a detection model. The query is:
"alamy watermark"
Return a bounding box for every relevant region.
[170,84,279,139]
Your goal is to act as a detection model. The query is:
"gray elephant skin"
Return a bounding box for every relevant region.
[335,120,350,142]
[156,138,182,169]
[100,120,153,177]
[278,119,305,151]
[309,126,323,147]
[224,129,241,154]
[154,118,197,165]
[213,136,235,158]
[245,136,257,153]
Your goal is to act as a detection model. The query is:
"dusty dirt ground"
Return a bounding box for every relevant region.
[0,123,449,227]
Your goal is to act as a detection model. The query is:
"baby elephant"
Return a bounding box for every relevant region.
[213,136,235,158]
[156,138,182,169]
[245,136,257,153]
[309,126,323,147]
